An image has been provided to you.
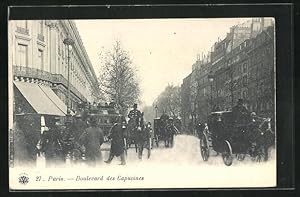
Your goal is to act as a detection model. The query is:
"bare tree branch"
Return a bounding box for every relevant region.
[98,39,141,115]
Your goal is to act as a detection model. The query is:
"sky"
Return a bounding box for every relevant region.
[75,18,251,108]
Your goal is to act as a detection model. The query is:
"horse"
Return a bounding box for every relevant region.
[125,117,139,153]
[161,120,179,148]
[125,114,151,159]
[126,114,146,156]
[248,116,275,161]
[135,116,151,159]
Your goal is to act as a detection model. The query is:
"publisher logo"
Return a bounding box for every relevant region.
[18,173,29,185]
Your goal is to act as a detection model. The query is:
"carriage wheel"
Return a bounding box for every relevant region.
[256,146,268,162]
[147,147,151,159]
[236,154,246,161]
[170,136,174,148]
[222,152,233,166]
[155,136,159,148]
[147,138,151,159]
[200,137,209,161]
[222,141,233,166]
[262,147,269,161]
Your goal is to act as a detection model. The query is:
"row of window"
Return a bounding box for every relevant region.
[16,40,86,98]
[16,44,44,70]
[16,20,44,38]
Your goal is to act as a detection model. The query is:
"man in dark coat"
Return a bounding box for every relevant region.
[232,99,250,125]
[70,114,87,162]
[72,114,87,142]
[128,103,142,120]
[13,115,39,167]
[79,116,104,167]
[232,99,251,146]
[165,118,179,147]
[105,117,126,165]
[41,117,65,167]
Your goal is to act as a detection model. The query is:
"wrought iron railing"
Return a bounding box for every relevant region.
[13,65,86,102]
[16,26,29,35]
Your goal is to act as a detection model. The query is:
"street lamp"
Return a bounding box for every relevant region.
[208,71,214,112]
[63,34,75,116]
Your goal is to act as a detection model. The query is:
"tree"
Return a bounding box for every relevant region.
[98,40,140,115]
[154,84,181,117]
[142,105,156,124]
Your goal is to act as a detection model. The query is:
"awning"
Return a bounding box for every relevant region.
[38,84,74,116]
[14,81,66,116]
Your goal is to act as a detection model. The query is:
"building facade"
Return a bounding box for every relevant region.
[180,73,192,132]
[180,18,275,127]
[213,25,275,118]
[9,20,100,118]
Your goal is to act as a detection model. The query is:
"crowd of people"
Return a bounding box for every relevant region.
[12,103,161,167]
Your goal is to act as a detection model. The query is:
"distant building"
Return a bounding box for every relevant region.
[247,26,275,117]
[195,59,211,123]
[213,25,275,117]
[180,73,192,132]
[180,17,275,125]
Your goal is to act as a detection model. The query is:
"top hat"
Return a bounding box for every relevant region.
[237,99,244,104]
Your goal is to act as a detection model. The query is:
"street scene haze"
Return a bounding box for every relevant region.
[9,18,276,189]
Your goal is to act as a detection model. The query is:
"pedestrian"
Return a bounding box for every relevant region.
[70,114,87,163]
[79,116,104,167]
[41,117,65,167]
[145,122,154,149]
[232,99,250,125]
[105,117,126,165]
[13,115,39,167]
[72,114,87,142]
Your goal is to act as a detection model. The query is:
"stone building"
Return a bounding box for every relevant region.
[180,73,192,132]
[180,17,275,127]
[8,20,100,120]
[247,26,275,117]
[195,58,211,123]
[213,25,275,118]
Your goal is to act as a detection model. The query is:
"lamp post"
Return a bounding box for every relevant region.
[155,105,158,118]
[63,34,75,116]
[208,71,214,112]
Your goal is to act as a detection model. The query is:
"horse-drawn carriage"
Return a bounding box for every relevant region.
[77,104,152,160]
[198,111,275,166]
[153,116,180,148]
[125,114,151,159]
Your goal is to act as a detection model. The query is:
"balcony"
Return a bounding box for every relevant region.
[16,26,29,35]
[13,65,52,81]
[13,65,87,102]
[37,34,44,42]
[52,74,86,102]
